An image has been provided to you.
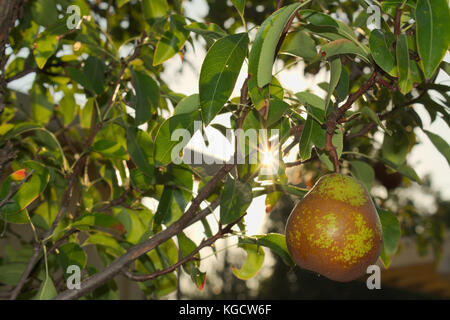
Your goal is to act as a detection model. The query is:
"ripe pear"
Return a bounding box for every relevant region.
[285,173,382,282]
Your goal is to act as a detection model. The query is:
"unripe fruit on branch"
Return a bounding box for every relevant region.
[285,174,382,282]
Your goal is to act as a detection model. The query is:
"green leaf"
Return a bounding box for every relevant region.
[349,160,375,191]
[382,159,422,184]
[267,97,291,127]
[115,208,148,244]
[231,0,246,17]
[220,176,253,225]
[153,111,201,166]
[2,123,68,170]
[249,3,305,88]
[299,111,315,161]
[31,0,57,27]
[441,61,450,77]
[232,243,265,280]
[298,104,326,161]
[423,130,450,165]
[177,231,200,273]
[154,167,193,227]
[4,245,33,263]
[127,128,155,179]
[265,191,282,213]
[325,57,342,114]
[335,67,349,101]
[382,128,409,165]
[154,187,173,226]
[0,263,27,285]
[84,56,107,95]
[68,56,107,94]
[396,34,412,94]
[248,76,284,111]
[142,0,168,20]
[369,30,397,76]
[92,139,129,160]
[361,106,392,135]
[153,15,189,66]
[34,276,57,300]
[416,0,450,79]
[177,241,206,290]
[322,39,371,64]
[280,30,317,60]
[33,32,59,69]
[84,232,126,256]
[130,169,152,191]
[72,213,120,229]
[174,94,200,115]
[299,9,339,28]
[30,83,54,125]
[185,22,227,41]
[199,33,248,125]
[241,233,294,267]
[59,93,77,126]
[117,0,131,8]
[131,69,160,125]
[378,208,401,268]
[80,99,94,129]
[58,243,87,275]
[295,91,326,110]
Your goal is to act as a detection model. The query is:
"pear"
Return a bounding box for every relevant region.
[285,173,382,282]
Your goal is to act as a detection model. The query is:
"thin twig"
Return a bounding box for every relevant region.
[276,0,284,10]
[394,4,403,41]
[121,217,240,282]
[92,188,132,213]
[285,155,315,168]
[323,71,379,172]
[345,89,427,140]
[47,229,80,256]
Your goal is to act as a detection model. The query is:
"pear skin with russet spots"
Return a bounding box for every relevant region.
[285,173,382,282]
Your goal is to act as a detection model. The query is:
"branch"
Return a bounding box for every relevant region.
[337,71,378,118]
[53,164,234,300]
[0,0,27,111]
[276,0,284,10]
[47,229,80,256]
[121,216,239,282]
[53,67,252,300]
[285,155,315,168]
[323,71,379,172]
[92,188,132,213]
[345,89,427,141]
[394,4,403,41]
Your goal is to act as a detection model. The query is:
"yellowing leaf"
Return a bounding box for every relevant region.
[232,244,265,280]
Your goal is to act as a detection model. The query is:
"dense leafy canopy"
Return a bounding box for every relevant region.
[0,0,449,300]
